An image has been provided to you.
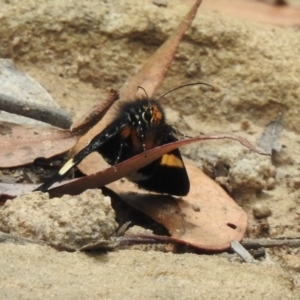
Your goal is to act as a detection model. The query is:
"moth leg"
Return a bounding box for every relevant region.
[114,142,124,165]
[170,126,192,139]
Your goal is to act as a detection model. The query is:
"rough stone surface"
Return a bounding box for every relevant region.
[0,190,118,250]
[185,142,276,192]
[0,0,299,133]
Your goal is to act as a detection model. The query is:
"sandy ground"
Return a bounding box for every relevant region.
[0,244,297,300]
[1,0,300,299]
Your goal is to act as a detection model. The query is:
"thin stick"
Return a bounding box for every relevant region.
[231,240,257,263]
[0,93,72,129]
[241,237,300,249]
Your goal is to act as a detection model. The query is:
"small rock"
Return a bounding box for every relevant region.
[253,203,272,219]
[125,225,153,236]
[191,203,200,212]
[0,189,118,251]
[152,0,168,7]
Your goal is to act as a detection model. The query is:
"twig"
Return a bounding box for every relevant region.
[231,240,257,263]
[241,237,300,249]
[0,93,72,129]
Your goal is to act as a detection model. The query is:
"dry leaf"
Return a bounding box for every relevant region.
[118,0,203,101]
[0,122,78,168]
[111,159,247,251]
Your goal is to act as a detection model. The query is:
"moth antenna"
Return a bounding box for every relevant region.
[157,82,215,101]
[137,86,150,106]
[137,86,149,98]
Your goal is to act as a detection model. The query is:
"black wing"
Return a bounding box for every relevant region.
[127,135,190,196]
[34,122,126,192]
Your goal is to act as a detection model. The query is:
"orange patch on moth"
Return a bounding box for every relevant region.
[121,124,159,152]
[120,126,132,138]
[161,154,184,168]
[151,105,163,125]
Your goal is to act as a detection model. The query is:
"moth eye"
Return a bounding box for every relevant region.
[143,108,153,123]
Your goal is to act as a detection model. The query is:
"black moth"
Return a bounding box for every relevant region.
[35,98,190,196]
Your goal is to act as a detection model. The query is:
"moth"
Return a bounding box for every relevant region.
[35,83,211,195]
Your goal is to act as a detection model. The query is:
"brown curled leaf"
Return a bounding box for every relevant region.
[119,0,203,101]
